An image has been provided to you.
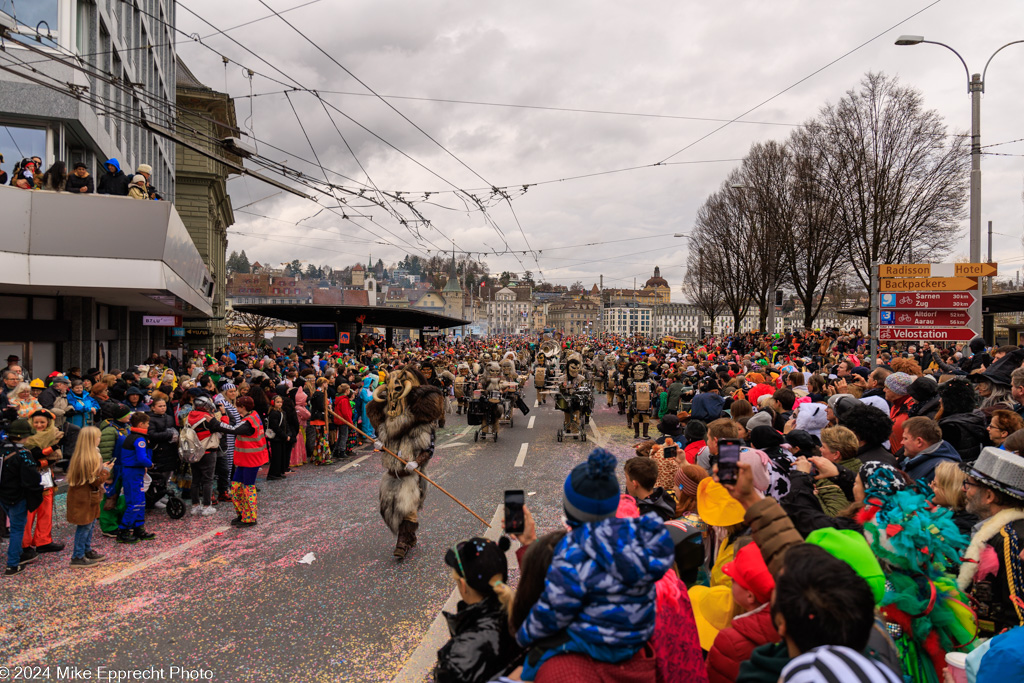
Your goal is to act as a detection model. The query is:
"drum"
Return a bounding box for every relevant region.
[555,394,570,412]
[487,390,502,403]
[472,389,482,400]
[454,377,466,399]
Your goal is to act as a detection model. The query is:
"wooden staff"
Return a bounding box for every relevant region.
[327,406,491,529]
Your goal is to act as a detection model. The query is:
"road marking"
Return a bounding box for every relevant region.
[97,525,231,585]
[458,426,472,437]
[588,417,606,447]
[436,442,467,450]
[527,415,536,429]
[515,443,529,467]
[336,453,372,473]
[391,505,514,683]
[533,399,539,408]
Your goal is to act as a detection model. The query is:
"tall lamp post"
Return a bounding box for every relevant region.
[895,35,1024,263]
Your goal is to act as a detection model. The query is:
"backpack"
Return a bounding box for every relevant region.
[178,420,205,463]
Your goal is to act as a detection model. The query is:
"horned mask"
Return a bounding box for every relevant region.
[372,367,419,418]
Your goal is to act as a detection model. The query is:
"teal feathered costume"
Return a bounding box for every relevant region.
[856,469,977,683]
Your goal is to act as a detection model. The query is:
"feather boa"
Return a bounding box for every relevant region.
[957,508,1024,590]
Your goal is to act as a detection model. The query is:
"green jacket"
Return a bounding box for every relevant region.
[657,391,669,418]
[98,419,129,462]
[737,643,788,683]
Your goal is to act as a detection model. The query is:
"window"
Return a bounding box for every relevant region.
[1,0,59,47]
[0,124,47,175]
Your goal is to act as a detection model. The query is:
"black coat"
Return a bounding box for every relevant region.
[938,410,989,463]
[0,439,44,510]
[433,595,520,683]
[147,412,179,472]
[97,169,129,196]
[266,409,290,442]
[65,174,94,194]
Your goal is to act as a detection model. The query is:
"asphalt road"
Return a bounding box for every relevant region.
[0,384,643,683]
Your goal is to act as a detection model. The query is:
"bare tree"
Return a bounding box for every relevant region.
[816,72,969,290]
[682,247,725,337]
[231,310,277,345]
[736,144,789,331]
[693,178,755,332]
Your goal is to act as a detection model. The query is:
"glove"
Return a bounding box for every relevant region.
[373,440,383,451]
[404,461,418,473]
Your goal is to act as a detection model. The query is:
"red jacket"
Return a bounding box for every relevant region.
[706,604,780,683]
[684,440,706,465]
[333,396,353,425]
[889,395,914,453]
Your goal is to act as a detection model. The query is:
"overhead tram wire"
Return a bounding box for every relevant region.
[173,3,496,267]
[656,0,946,164]
[253,0,536,271]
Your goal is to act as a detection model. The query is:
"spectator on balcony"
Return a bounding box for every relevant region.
[127,175,148,200]
[65,162,94,194]
[10,158,36,189]
[136,163,159,200]
[97,158,130,196]
[40,162,68,192]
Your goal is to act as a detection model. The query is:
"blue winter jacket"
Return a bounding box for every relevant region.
[120,432,154,469]
[66,391,99,428]
[516,514,674,655]
[903,439,961,483]
[691,391,726,422]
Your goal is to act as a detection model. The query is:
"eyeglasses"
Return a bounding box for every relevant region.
[963,478,989,491]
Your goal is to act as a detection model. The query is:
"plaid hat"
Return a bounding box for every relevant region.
[563,448,620,525]
[444,536,511,595]
[781,645,901,683]
[884,372,914,396]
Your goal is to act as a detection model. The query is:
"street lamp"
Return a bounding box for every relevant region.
[895,35,1024,263]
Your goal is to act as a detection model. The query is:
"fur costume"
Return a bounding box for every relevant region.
[367,366,444,538]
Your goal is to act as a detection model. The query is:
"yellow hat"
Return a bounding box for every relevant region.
[30,378,45,389]
[689,584,734,650]
[696,477,746,527]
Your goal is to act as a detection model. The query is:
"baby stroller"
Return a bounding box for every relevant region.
[147,460,189,519]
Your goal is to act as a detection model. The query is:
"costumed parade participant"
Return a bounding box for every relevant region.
[368,366,444,560]
[627,361,655,439]
[557,354,592,441]
[474,361,504,441]
[453,362,471,415]
[613,357,629,415]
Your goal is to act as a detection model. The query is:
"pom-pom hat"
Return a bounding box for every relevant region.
[563,448,620,525]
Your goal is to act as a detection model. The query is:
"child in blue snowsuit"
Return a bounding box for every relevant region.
[358,376,377,440]
[516,448,674,681]
[117,412,156,544]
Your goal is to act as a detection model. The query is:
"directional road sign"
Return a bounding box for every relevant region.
[879,292,976,309]
[879,276,978,292]
[878,327,978,342]
[879,310,975,327]
[879,263,998,278]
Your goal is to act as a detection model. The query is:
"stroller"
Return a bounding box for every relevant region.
[146,460,189,519]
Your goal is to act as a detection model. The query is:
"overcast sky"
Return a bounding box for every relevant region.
[177,0,1024,299]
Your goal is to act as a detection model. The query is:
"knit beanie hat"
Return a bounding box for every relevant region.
[563,448,620,525]
[805,528,885,604]
[883,372,914,396]
[859,461,907,500]
[746,411,774,431]
[111,403,132,420]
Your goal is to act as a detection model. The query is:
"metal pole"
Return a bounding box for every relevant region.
[987,220,993,294]
[970,73,983,264]
[870,260,879,363]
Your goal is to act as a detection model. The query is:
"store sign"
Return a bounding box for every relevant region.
[143,315,179,326]
[184,328,211,338]
[170,327,185,337]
